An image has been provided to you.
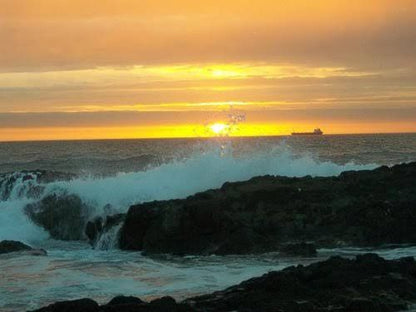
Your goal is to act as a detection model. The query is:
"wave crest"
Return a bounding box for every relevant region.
[0,144,377,243]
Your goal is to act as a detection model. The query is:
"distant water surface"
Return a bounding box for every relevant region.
[1,133,415,175]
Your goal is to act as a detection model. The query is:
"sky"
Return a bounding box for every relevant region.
[1,0,416,141]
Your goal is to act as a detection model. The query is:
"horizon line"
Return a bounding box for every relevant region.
[1,131,416,144]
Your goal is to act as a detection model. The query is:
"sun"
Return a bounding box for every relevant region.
[210,123,229,135]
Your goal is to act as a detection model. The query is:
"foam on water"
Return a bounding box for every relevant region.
[2,242,416,311]
[0,200,49,243]
[0,143,377,243]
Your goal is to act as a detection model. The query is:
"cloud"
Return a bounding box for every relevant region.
[1,0,415,71]
[1,0,415,139]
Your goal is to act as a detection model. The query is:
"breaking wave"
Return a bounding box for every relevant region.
[0,144,377,244]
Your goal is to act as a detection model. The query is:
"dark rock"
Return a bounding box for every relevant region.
[24,193,91,240]
[86,217,103,242]
[26,248,48,256]
[31,254,416,312]
[150,296,177,307]
[120,162,416,255]
[0,240,32,254]
[280,242,317,257]
[106,296,143,305]
[149,296,195,312]
[33,296,196,312]
[86,214,125,248]
[29,298,99,312]
[186,254,416,312]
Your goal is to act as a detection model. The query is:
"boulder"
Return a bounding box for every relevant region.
[102,295,195,312]
[29,298,99,312]
[86,214,125,248]
[119,162,416,255]
[0,240,32,254]
[24,193,91,240]
[106,296,143,306]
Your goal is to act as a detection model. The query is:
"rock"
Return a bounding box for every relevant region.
[31,254,416,312]
[26,248,48,256]
[32,296,196,312]
[29,298,99,312]
[24,193,91,240]
[119,162,416,255]
[86,214,125,248]
[186,254,416,312]
[149,296,195,312]
[150,296,177,306]
[85,217,103,242]
[0,240,47,256]
[280,242,317,257]
[106,296,143,305]
[0,240,32,254]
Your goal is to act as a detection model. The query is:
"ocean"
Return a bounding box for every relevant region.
[1,133,416,311]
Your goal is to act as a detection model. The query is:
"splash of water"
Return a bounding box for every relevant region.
[0,143,377,243]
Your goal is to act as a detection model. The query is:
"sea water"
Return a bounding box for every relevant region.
[1,134,416,311]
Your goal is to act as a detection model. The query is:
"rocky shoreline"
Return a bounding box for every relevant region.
[30,253,416,312]
[20,162,416,255]
[116,162,416,255]
[3,162,416,311]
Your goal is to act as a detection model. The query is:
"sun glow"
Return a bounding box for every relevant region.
[210,123,230,135]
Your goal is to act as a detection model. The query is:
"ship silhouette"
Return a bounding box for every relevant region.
[291,128,323,136]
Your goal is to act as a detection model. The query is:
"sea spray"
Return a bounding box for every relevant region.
[0,143,377,243]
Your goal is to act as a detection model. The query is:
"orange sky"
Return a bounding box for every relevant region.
[1,0,416,141]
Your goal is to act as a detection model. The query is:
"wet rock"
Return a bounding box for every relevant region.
[86,213,125,248]
[31,254,416,312]
[0,240,32,254]
[26,248,48,256]
[33,296,196,312]
[24,193,91,240]
[120,162,416,255]
[106,296,143,306]
[85,217,103,242]
[29,298,99,312]
[186,254,416,312]
[148,296,195,312]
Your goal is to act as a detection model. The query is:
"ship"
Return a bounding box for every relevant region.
[291,128,323,136]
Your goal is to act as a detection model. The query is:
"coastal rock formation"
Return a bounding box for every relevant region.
[186,254,416,312]
[0,240,32,254]
[30,298,100,312]
[24,193,91,240]
[85,213,125,249]
[119,162,416,255]
[30,254,416,312]
[30,296,194,312]
[0,240,47,256]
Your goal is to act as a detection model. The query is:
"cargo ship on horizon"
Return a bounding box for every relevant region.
[291,128,323,136]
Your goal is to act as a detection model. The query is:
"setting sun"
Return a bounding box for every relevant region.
[210,123,230,135]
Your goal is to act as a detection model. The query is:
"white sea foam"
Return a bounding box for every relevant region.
[0,200,49,243]
[0,144,377,242]
[51,145,376,214]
